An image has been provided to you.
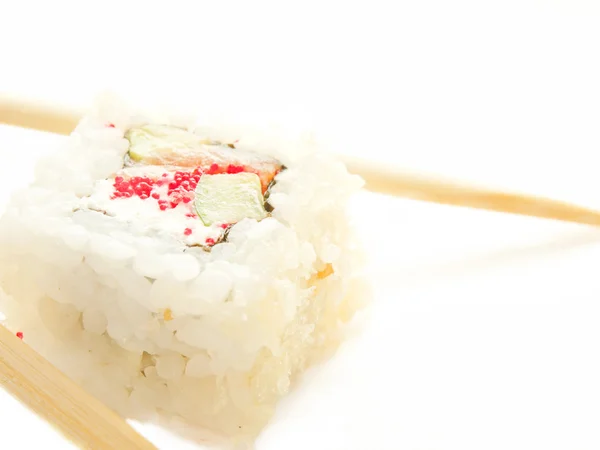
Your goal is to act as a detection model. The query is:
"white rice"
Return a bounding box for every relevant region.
[0,96,368,443]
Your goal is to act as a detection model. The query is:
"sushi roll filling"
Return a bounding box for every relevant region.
[80,124,283,249]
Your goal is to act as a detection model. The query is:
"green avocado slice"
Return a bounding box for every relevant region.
[194,173,268,226]
[125,124,215,162]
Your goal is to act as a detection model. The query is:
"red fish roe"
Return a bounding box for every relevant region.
[16,331,23,339]
[113,176,155,199]
[185,213,197,218]
[107,123,116,128]
[191,168,202,181]
[167,170,201,196]
[183,228,192,236]
[220,223,229,229]
[205,238,216,246]
[207,164,220,175]
[226,164,244,174]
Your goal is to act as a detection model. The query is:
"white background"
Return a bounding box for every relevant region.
[2,1,600,449]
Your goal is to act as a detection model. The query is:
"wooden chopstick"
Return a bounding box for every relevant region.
[343,157,600,227]
[2,94,600,229]
[0,325,156,449]
[0,94,80,136]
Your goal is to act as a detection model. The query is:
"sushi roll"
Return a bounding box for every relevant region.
[0,97,368,440]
